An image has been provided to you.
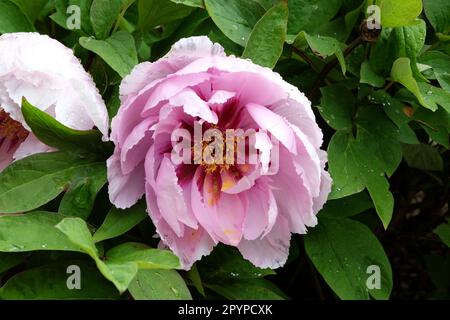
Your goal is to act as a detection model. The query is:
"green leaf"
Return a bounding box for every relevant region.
[403,144,444,171]
[305,216,393,300]
[55,217,133,293]
[0,261,120,300]
[304,33,346,74]
[328,105,402,228]
[361,60,385,88]
[434,221,450,247]
[51,0,93,34]
[369,90,419,145]
[58,168,107,220]
[287,0,342,35]
[0,0,35,33]
[169,0,203,8]
[207,279,287,300]
[0,253,27,274]
[380,0,423,28]
[9,0,50,23]
[423,0,450,34]
[137,0,193,31]
[128,269,192,300]
[319,84,355,131]
[106,243,180,270]
[391,57,432,110]
[197,245,275,282]
[93,202,147,243]
[90,0,122,39]
[412,106,450,148]
[21,98,112,156]
[242,2,288,68]
[420,51,450,92]
[56,218,179,293]
[393,19,427,81]
[0,212,82,253]
[55,218,99,258]
[319,192,374,218]
[0,152,105,214]
[418,82,450,114]
[205,0,266,46]
[186,264,205,296]
[79,31,138,78]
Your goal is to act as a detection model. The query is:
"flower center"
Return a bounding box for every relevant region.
[0,109,29,144]
[192,129,244,175]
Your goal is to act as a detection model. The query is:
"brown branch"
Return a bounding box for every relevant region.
[291,46,320,73]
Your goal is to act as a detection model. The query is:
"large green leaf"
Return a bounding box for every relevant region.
[0,212,82,253]
[0,152,105,214]
[79,31,138,78]
[423,0,450,34]
[393,19,427,81]
[90,0,122,39]
[137,0,193,31]
[0,253,27,274]
[58,169,107,220]
[9,0,49,23]
[319,84,355,131]
[403,144,444,171]
[242,2,288,68]
[0,0,35,33]
[287,0,342,35]
[50,0,93,34]
[21,98,113,156]
[169,0,203,8]
[205,0,266,46]
[93,202,147,243]
[56,218,180,293]
[197,245,275,282]
[305,216,393,300]
[391,58,432,110]
[0,261,120,300]
[420,51,450,92]
[360,60,385,88]
[207,279,287,300]
[379,0,423,28]
[319,192,374,219]
[128,269,192,300]
[304,33,346,74]
[328,105,401,227]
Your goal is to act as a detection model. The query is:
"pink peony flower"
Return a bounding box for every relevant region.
[108,36,331,269]
[0,33,109,171]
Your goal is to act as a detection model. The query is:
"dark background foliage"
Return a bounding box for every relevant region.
[0,0,449,300]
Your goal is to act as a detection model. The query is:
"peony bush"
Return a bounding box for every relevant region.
[0,0,448,301]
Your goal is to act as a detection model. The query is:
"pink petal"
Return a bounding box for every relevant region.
[107,151,145,209]
[238,214,291,269]
[120,116,157,175]
[13,134,53,161]
[242,179,278,241]
[271,98,323,149]
[270,147,316,234]
[191,167,245,246]
[167,36,225,62]
[155,156,197,236]
[146,181,215,270]
[169,89,218,124]
[246,103,297,154]
[142,73,211,113]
